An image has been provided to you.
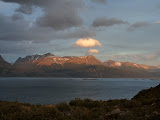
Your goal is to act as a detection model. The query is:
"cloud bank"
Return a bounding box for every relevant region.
[91,0,107,4]
[0,13,96,41]
[2,0,84,30]
[92,17,128,27]
[128,22,150,32]
[1,0,107,31]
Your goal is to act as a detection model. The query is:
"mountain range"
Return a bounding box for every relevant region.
[0,53,160,78]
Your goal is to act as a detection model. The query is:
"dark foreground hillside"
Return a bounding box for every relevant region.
[0,84,160,120]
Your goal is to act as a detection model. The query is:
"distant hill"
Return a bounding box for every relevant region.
[104,60,160,72]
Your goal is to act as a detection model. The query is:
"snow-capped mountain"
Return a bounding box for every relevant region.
[14,53,104,66]
[104,60,160,72]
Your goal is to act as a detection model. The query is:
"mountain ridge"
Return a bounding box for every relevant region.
[0,55,12,76]
[0,55,11,67]
[14,53,105,66]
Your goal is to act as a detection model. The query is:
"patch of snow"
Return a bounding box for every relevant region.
[115,62,122,66]
[140,65,150,69]
[133,63,141,68]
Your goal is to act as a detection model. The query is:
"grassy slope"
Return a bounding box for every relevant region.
[0,84,160,120]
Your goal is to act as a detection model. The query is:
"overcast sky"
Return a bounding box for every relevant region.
[0,0,160,65]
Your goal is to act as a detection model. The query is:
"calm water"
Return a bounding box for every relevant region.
[0,78,160,104]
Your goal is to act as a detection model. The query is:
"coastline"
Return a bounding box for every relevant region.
[0,84,160,120]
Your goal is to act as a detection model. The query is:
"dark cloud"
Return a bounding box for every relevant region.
[36,4,83,30]
[92,17,128,27]
[91,0,107,4]
[1,0,56,8]
[0,0,106,41]
[11,14,24,21]
[128,22,150,32]
[36,0,84,30]
[2,0,84,30]
[0,13,95,41]
[15,4,33,15]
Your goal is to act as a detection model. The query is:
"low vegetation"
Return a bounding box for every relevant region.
[1,84,160,120]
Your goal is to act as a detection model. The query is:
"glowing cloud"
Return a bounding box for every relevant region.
[74,38,102,48]
[88,49,99,55]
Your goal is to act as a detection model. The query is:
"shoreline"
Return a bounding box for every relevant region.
[0,84,160,119]
[0,76,160,79]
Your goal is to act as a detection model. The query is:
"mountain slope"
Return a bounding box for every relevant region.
[0,55,12,76]
[0,55,11,66]
[65,55,104,66]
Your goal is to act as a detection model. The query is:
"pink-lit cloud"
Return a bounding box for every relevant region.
[88,49,99,55]
[74,38,102,48]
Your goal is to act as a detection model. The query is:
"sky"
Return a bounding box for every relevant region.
[0,0,160,66]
